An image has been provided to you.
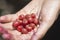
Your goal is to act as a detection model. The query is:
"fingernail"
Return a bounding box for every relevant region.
[0,16,7,20]
[0,16,7,22]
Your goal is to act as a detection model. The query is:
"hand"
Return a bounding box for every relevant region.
[0,0,60,40]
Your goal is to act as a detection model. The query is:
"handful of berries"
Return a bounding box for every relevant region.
[12,13,39,34]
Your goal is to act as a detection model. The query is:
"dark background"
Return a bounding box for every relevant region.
[0,0,60,40]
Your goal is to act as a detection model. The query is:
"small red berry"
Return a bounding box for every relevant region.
[23,19,28,25]
[28,17,33,23]
[19,20,23,25]
[25,14,31,19]
[25,25,29,29]
[31,13,36,18]
[22,28,28,34]
[19,14,25,20]
[25,25,32,32]
[33,19,39,25]
[17,26,23,32]
[29,23,36,29]
[13,21,20,29]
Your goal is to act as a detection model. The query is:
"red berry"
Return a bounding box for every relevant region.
[23,19,28,25]
[16,19,23,24]
[17,26,23,32]
[25,25,32,32]
[33,19,39,25]
[28,17,33,23]
[19,14,25,20]
[25,14,31,19]
[25,25,29,29]
[29,23,36,29]
[31,13,36,18]
[13,21,20,29]
[19,20,23,25]
[22,28,28,34]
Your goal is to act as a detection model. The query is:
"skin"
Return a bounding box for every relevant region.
[0,0,60,40]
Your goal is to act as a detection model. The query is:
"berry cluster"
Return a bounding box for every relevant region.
[12,13,39,34]
[0,26,11,40]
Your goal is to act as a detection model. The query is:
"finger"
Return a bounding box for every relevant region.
[0,23,2,27]
[31,0,60,40]
[1,22,14,30]
[0,14,17,23]
[8,30,21,40]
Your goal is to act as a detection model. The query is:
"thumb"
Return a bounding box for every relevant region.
[0,14,17,23]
